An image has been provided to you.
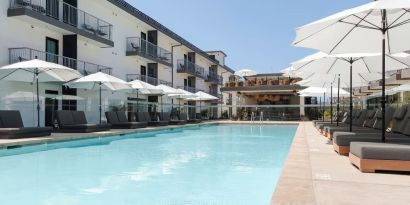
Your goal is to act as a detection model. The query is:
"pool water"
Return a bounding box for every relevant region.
[0,124,297,205]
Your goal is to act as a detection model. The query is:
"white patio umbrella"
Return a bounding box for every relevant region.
[0,59,82,127]
[167,88,197,115]
[64,72,131,123]
[292,0,410,141]
[129,79,162,111]
[299,86,350,97]
[292,52,410,131]
[234,69,257,77]
[188,91,219,119]
[155,84,183,113]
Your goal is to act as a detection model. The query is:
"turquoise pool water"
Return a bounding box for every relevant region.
[0,124,297,205]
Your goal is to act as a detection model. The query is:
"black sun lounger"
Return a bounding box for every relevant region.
[179,112,201,123]
[160,112,186,125]
[350,142,410,173]
[135,112,168,126]
[56,110,111,133]
[105,111,147,129]
[0,110,52,139]
[332,106,404,155]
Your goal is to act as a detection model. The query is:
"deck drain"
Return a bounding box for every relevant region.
[315,173,332,181]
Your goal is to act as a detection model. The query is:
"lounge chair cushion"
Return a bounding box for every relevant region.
[116,112,128,122]
[57,110,75,125]
[0,127,52,139]
[0,110,24,128]
[72,111,88,124]
[350,142,410,161]
[105,112,119,124]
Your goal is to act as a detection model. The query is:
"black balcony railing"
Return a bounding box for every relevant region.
[176,59,205,79]
[126,37,172,65]
[10,0,113,41]
[9,47,112,75]
[126,74,172,87]
[206,72,223,85]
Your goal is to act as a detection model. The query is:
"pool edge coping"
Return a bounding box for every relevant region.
[0,121,301,149]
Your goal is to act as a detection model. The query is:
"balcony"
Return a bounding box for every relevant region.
[176,59,206,79]
[126,74,172,87]
[126,37,172,66]
[205,72,223,85]
[178,86,197,93]
[8,0,113,47]
[9,47,112,75]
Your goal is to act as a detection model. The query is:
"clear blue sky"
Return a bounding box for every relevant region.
[130,0,369,73]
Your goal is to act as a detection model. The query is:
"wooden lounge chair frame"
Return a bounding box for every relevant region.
[350,153,410,173]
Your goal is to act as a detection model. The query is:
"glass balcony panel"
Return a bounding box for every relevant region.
[9,47,112,75]
[10,0,113,41]
[126,37,172,64]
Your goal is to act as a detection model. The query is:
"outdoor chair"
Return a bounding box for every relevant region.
[135,112,168,126]
[56,110,111,133]
[0,110,52,139]
[350,142,410,173]
[179,112,201,123]
[160,112,186,125]
[105,111,147,129]
[332,106,402,155]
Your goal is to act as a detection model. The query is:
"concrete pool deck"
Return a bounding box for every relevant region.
[272,122,410,205]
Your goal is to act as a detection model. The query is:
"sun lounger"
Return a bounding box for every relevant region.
[160,112,186,125]
[323,109,370,138]
[179,112,201,123]
[350,142,410,173]
[105,111,147,129]
[56,110,111,133]
[332,106,404,155]
[135,112,168,126]
[0,110,52,139]
[315,112,348,130]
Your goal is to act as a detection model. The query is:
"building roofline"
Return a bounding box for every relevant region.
[107,0,220,65]
[206,50,228,56]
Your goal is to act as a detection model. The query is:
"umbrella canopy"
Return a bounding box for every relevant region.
[129,79,162,95]
[292,0,410,141]
[280,67,296,76]
[293,52,410,77]
[65,72,130,91]
[168,89,197,99]
[298,87,350,97]
[0,59,82,127]
[155,84,181,95]
[0,59,82,82]
[65,72,130,123]
[234,69,257,77]
[293,0,410,54]
[189,91,219,101]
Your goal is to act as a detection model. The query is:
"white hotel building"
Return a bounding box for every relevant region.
[0,0,235,126]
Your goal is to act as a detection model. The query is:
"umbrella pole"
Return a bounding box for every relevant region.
[330,83,333,124]
[199,101,202,120]
[319,97,321,120]
[35,69,40,127]
[99,82,102,124]
[337,74,340,126]
[322,92,325,121]
[381,10,387,143]
[161,95,163,115]
[136,89,139,112]
[349,60,353,132]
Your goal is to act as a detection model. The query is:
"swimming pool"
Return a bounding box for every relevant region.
[0,124,297,205]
